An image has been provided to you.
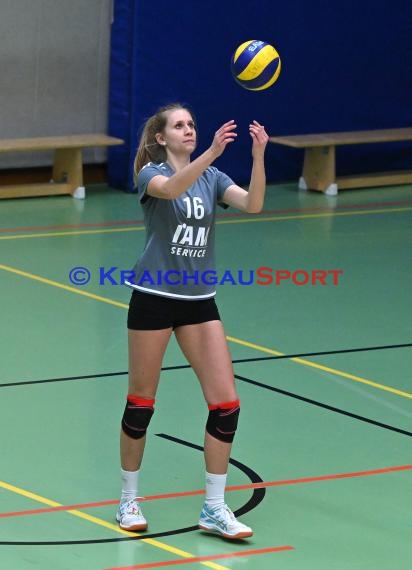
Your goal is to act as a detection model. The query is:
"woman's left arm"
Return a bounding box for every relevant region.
[222,121,269,213]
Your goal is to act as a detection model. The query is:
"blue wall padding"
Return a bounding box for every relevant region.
[108,0,412,191]
[107,0,136,190]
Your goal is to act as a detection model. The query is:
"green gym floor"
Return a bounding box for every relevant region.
[0,179,411,570]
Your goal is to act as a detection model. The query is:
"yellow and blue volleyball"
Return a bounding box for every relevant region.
[231,40,281,91]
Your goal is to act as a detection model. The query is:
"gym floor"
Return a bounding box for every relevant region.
[0,179,411,569]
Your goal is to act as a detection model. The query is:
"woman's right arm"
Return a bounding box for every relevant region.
[146,121,237,200]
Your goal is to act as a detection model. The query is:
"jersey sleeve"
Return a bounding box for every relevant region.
[135,163,165,203]
[215,169,235,209]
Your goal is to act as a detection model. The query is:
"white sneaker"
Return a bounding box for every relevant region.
[199,503,253,539]
[116,498,148,531]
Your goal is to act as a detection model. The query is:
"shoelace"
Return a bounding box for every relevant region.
[216,505,236,525]
[123,500,141,515]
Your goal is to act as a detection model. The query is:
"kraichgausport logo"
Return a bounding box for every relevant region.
[68,267,343,286]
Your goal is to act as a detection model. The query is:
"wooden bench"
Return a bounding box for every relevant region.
[0,134,124,199]
[269,127,412,195]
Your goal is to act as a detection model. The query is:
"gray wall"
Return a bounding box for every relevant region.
[0,0,112,168]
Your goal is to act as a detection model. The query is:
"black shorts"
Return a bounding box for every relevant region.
[127,289,221,330]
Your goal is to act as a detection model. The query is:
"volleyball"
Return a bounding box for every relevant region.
[231,40,281,91]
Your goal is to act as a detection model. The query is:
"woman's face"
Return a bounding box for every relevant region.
[157,108,197,154]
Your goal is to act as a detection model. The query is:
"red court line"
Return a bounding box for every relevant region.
[0,219,146,233]
[225,463,412,492]
[104,546,294,569]
[1,198,412,233]
[1,463,410,520]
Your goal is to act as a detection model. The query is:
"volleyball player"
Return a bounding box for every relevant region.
[117,103,268,539]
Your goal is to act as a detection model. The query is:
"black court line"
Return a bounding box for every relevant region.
[235,374,412,438]
[1,342,411,388]
[232,342,412,364]
[0,371,128,388]
[0,434,264,546]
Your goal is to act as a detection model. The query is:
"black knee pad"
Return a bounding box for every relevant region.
[206,400,240,443]
[121,396,155,439]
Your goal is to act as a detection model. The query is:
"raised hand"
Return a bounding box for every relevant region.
[210,120,237,158]
[249,120,269,158]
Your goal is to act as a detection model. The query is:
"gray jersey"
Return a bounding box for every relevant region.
[126,162,234,299]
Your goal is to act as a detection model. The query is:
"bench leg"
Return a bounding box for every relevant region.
[52,148,85,199]
[300,145,337,194]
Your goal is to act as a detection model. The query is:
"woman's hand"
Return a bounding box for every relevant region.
[249,120,269,159]
[209,120,237,158]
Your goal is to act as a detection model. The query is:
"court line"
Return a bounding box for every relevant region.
[0,219,146,233]
[226,336,412,399]
[234,373,412,436]
[104,546,294,570]
[2,341,412,389]
[0,226,145,241]
[1,205,411,240]
[0,264,129,309]
[0,263,408,401]
[218,206,412,227]
[0,486,228,570]
[0,270,408,404]
[2,197,412,234]
[231,342,412,363]
[0,428,266,566]
[2,464,411,520]
[2,361,410,487]
[0,433,266,566]
[0,262,410,401]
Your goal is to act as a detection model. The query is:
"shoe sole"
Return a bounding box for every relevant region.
[116,515,148,532]
[118,521,148,531]
[199,523,253,540]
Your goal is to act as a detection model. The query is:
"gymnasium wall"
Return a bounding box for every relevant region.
[108,0,412,190]
[0,0,112,169]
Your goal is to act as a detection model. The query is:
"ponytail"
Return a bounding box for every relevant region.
[133,116,167,184]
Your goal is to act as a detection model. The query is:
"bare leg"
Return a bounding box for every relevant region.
[117,327,172,531]
[121,328,172,470]
[174,320,237,474]
[175,320,253,538]
[203,432,232,474]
